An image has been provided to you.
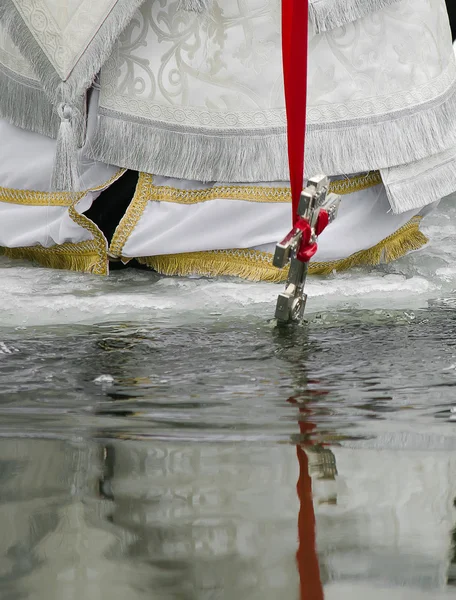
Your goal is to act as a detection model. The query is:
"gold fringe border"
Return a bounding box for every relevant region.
[310,216,428,276]
[0,240,106,275]
[135,217,428,283]
[68,205,108,275]
[0,208,426,279]
[0,206,110,275]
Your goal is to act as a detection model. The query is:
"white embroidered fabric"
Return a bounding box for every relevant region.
[88,0,456,183]
[6,0,120,80]
[100,0,284,131]
[99,0,452,132]
[2,0,455,188]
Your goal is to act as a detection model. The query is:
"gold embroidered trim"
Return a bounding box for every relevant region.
[151,183,292,204]
[0,169,126,207]
[0,170,381,210]
[61,173,127,275]
[0,241,105,274]
[136,217,427,282]
[109,172,154,259]
[147,171,382,206]
[329,171,382,196]
[0,188,83,207]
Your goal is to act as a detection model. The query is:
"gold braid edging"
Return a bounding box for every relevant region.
[0,188,84,207]
[136,217,428,282]
[328,171,382,196]
[63,171,127,275]
[109,173,153,259]
[0,169,126,207]
[151,183,292,204]
[0,170,381,209]
[135,171,382,206]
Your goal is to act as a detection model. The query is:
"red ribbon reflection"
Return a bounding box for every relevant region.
[289,397,325,600]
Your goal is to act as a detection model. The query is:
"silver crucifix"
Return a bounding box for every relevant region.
[273,175,341,324]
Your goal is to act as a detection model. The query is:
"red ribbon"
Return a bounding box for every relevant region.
[293,209,329,263]
[282,0,309,227]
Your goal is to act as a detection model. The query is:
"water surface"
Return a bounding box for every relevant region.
[1,199,456,599]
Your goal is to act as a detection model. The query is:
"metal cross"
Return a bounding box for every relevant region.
[273,175,341,324]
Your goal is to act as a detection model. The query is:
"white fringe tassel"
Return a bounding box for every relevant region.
[309,0,402,33]
[89,113,287,183]
[0,64,59,139]
[51,103,80,192]
[0,0,145,191]
[89,79,456,183]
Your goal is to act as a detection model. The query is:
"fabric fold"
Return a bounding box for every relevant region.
[381,146,456,214]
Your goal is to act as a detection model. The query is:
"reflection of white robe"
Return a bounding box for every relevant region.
[2,437,455,599]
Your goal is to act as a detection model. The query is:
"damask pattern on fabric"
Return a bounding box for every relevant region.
[7,0,119,80]
[0,0,146,145]
[99,0,453,131]
[100,0,285,131]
